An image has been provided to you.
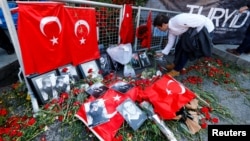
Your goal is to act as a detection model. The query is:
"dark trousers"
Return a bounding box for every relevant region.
[173,32,213,71]
[173,42,188,71]
[0,27,15,54]
[236,25,250,54]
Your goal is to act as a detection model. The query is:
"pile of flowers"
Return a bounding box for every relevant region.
[0,56,241,141]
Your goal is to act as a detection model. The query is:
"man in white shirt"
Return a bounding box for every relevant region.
[153,13,215,77]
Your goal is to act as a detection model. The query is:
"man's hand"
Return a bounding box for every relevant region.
[155,52,164,57]
[239,6,248,13]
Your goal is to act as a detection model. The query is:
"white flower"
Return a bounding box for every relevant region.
[156,70,162,76]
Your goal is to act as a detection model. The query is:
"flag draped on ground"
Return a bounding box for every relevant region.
[142,75,196,120]
[76,85,140,141]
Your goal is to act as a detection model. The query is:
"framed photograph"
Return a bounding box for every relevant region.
[58,64,81,84]
[97,53,112,76]
[130,53,142,69]
[84,99,110,128]
[54,75,70,95]
[116,98,147,131]
[86,82,109,98]
[111,81,134,94]
[110,58,123,71]
[30,70,58,105]
[98,44,105,53]
[79,60,102,79]
[139,52,151,67]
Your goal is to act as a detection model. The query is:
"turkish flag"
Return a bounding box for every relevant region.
[76,84,139,141]
[64,6,100,66]
[119,4,134,44]
[142,75,196,120]
[17,2,70,75]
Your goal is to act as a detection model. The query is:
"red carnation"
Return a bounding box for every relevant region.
[211,117,219,123]
[27,117,36,126]
[200,106,209,114]
[62,67,68,73]
[88,68,93,73]
[0,108,7,116]
[60,93,69,100]
[200,122,207,129]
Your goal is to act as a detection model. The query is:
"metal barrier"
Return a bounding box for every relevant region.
[55,0,179,51]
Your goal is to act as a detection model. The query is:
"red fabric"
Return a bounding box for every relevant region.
[142,75,196,120]
[76,86,139,141]
[135,11,152,48]
[64,7,100,66]
[17,2,70,75]
[119,4,134,44]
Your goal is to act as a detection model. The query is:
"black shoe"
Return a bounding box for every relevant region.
[226,48,240,56]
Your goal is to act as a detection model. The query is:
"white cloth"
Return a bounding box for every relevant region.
[106,43,132,65]
[162,13,215,55]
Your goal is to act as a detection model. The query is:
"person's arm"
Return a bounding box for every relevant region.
[239,3,250,13]
[162,33,176,55]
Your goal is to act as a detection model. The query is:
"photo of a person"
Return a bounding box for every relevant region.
[85,99,116,127]
[37,75,58,102]
[54,75,70,95]
[130,53,141,69]
[139,52,151,67]
[117,98,147,130]
[59,64,80,84]
[80,60,102,79]
[98,53,112,76]
[86,82,109,98]
[111,81,134,94]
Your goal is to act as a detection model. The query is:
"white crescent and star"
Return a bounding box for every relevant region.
[39,17,90,45]
[40,16,62,45]
[74,20,90,45]
[166,80,186,95]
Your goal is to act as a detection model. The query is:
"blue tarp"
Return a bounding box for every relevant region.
[0,2,18,29]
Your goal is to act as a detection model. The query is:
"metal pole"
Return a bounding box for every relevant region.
[0,0,40,114]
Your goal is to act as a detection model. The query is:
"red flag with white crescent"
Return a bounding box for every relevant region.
[64,6,100,66]
[75,85,139,141]
[17,2,70,75]
[142,75,196,120]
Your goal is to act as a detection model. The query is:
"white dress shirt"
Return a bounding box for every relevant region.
[162,13,215,55]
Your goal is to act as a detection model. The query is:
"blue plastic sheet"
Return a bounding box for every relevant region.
[0,2,18,29]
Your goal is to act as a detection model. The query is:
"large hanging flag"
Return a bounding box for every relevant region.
[76,83,139,141]
[142,75,196,120]
[64,6,100,66]
[17,1,70,75]
[119,4,134,44]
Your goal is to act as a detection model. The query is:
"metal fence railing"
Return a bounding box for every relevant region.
[56,0,180,52]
